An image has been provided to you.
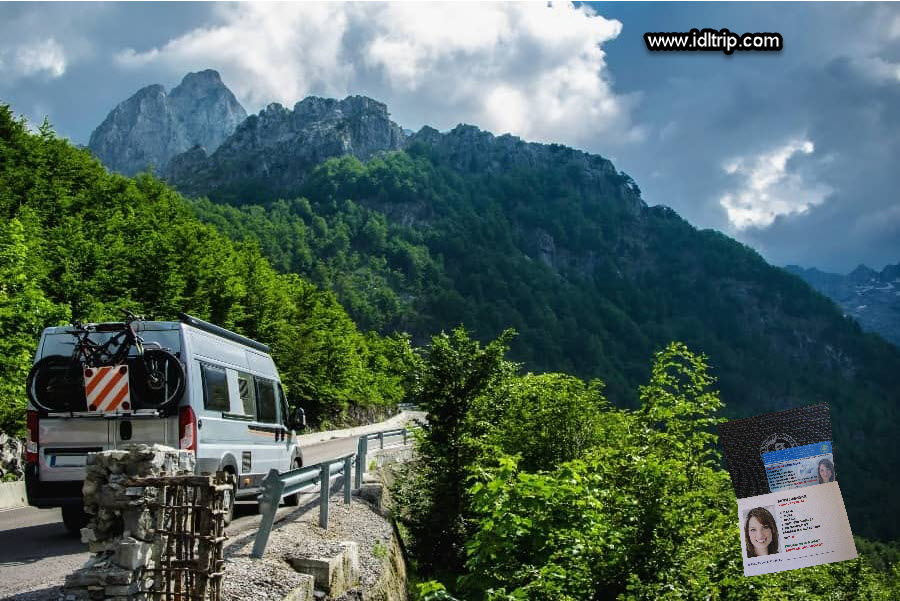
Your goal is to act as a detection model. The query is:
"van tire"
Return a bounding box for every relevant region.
[61,503,89,536]
[283,459,302,506]
[223,471,236,526]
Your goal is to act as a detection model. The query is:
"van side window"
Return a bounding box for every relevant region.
[201,364,229,412]
[237,373,257,418]
[278,383,289,426]
[255,378,277,423]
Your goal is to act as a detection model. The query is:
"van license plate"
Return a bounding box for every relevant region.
[50,454,87,467]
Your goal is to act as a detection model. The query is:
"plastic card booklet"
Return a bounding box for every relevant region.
[717,404,857,576]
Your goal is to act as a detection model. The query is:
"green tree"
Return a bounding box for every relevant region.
[0,104,407,437]
[397,327,515,574]
[0,216,69,434]
[474,372,606,472]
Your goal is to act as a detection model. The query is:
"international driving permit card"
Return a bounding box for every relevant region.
[718,404,856,576]
[762,441,835,493]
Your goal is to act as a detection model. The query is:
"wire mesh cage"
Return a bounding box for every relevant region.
[127,472,232,601]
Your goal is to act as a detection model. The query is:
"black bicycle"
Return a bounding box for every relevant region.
[27,311,185,413]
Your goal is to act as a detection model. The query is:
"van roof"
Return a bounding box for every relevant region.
[43,321,181,334]
[42,314,273,354]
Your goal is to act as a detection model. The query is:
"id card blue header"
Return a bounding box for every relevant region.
[762,441,832,465]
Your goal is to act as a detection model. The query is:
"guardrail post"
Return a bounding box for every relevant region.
[378,431,384,449]
[403,428,408,445]
[319,463,329,529]
[343,456,352,505]
[252,469,285,558]
[355,436,367,488]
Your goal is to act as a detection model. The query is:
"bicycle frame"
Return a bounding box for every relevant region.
[65,313,146,368]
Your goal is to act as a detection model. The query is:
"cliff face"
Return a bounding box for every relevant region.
[88,70,246,176]
[165,95,407,202]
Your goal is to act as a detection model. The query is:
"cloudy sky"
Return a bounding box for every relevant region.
[1,2,898,273]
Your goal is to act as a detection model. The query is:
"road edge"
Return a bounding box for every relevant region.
[0,481,26,510]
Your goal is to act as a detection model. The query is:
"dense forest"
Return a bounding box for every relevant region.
[1,103,898,597]
[185,137,900,541]
[397,331,900,599]
[0,105,414,435]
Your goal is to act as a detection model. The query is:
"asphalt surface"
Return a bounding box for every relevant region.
[0,432,378,601]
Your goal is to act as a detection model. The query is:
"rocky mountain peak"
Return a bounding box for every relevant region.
[88,70,247,176]
[165,94,407,201]
[848,264,877,283]
[177,68,223,87]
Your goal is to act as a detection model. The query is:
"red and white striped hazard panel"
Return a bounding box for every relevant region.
[84,365,131,412]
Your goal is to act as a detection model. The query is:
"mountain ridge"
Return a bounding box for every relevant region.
[165,94,407,201]
[785,262,900,347]
[87,69,247,176]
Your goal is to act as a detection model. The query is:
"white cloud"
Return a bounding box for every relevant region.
[0,38,67,79]
[719,139,831,230]
[114,2,638,150]
[849,56,900,83]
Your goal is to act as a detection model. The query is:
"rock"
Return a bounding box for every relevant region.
[88,69,247,176]
[287,541,360,596]
[0,432,25,479]
[88,541,117,554]
[122,507,155,541]
[113,538,151,570]
[65,570,102,588]
[81,527,98,543]
[281,575,315,601]
[103,567,138,586]
[104,582,140,596]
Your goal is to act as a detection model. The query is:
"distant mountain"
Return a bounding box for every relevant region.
[785,263,900,347]
[88,70,247,176]
[165,95,406,202]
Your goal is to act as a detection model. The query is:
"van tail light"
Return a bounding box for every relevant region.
[26,410,39,464]
[179,406,197,452]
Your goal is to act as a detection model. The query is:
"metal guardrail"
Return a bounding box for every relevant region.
[356,425,422,487]
[251,424,420,559]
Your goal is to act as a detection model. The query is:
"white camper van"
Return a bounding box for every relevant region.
[25,313,305,532]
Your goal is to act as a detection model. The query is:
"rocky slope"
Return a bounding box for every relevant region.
[88,69,246,175]
[785,263,900,347]
[165,95,406,202]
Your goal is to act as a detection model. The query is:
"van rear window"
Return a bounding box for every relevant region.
[201,364,230,412]
[40,329,181,359]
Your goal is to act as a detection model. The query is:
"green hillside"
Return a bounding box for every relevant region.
[184,128,900,540]
[0,105,412,434]
[3,100,900,542]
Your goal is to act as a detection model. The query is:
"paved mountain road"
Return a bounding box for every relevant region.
[0,412,423,601]
[0,499,306,600]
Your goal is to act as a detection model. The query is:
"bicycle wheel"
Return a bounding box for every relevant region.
[26,355,87,412]
[129,349,185,410]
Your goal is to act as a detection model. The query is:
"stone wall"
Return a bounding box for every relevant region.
[62,444,195,601]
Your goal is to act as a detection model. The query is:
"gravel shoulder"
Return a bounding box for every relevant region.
[223,480,394,601]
